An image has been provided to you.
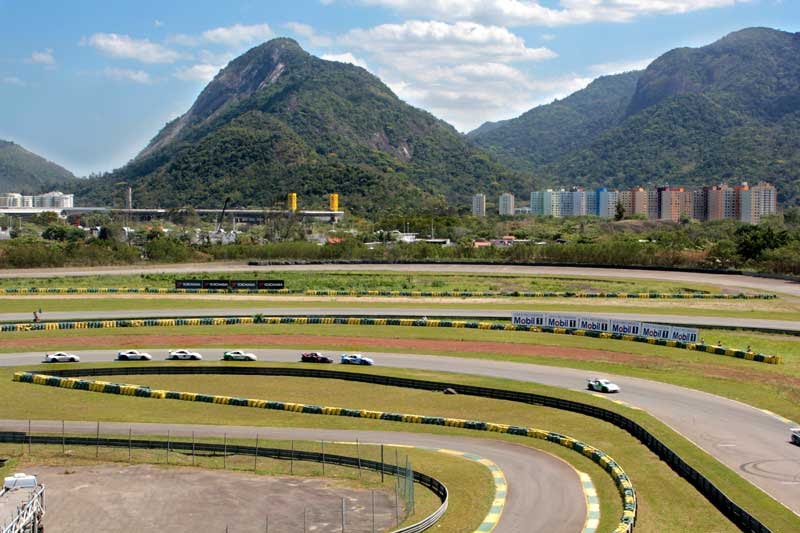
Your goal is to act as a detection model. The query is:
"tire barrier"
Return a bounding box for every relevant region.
[0,286,776,299]
[0,431,448,533]
[0,315,782,365]
[17,365,773,533]
[14,369,637,533]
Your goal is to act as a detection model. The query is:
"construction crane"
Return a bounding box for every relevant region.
[216,197,231,233]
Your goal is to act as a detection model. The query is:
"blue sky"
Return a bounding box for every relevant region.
[1,0,798,176]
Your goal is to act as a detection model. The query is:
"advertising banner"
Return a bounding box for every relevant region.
[203,280,231,290]
[578,316,610,332]
[175,280,203,289]
[511,312,546,327]
[258,280,286,289]
[609,319,642,336]
[669,326,699,343]
[640,322,671,339]
[230,280,258,290]
[545,314,579,329]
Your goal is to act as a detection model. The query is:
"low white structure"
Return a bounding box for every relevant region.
[0,191,73,209]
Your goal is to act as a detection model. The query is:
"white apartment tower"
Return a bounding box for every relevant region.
[472,193,486,217]
[498,193,515,216]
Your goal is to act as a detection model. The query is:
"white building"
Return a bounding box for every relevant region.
[597,189,619,219]
[739,182,777,224]
[472,194,486,217]
[0,191,73,209]
[499,193,515,216]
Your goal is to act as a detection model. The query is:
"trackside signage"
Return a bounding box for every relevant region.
[175,280,285,290]
[512,312,697,341]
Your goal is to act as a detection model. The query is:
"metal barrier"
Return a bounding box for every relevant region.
[1,484,44,533]
[26,365,771,533]
[0,432,447,533]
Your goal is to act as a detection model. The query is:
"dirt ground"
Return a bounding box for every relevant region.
[31,464,398,532]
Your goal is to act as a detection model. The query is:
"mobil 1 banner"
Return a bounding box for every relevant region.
[609,319,641,336]
[640,322,671,339]
[511,312,546,327]
[545,314,579,329]
[670,326,699,343]
[578,317,610,332]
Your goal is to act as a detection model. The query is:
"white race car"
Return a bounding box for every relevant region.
[167,349,203,360]
[341,353,374,366]
[791,428,800,446]
[222,350,257,361]
[116,349,152,361]
[43,352,80,363]
[587,378,620,393]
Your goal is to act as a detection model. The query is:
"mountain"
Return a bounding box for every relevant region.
[469,27,800,206]
[76,38,527,213]
[0,140,76,193]
[468,71,641,172]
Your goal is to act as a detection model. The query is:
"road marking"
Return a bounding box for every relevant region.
[759,409,795,425]
[578,471,600,533]
[718,444,737,447]
[590,393,642,410]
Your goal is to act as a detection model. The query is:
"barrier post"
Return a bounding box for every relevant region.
[254,434,259,472]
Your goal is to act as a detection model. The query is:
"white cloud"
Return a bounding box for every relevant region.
[201,23,273,47]
[332,0,747,27]
[286,22,333,47]
[154,20,165,28]
[2,76,26,87]
[104,67,153,84]
[87,33,182,63]
[321,53,369,70]
[174,64,221,82]
[590,58,654,75]
[29,48,55,65]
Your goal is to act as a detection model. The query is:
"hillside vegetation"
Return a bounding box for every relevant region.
[0,140,75,193]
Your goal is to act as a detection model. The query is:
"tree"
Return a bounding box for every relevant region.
[734,224,790,261]
[614,201,625,221]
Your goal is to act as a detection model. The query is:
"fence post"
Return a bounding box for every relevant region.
[128,427,132,463]
[341,497,345,533]
[192,432,196,466]
[27,419,31,456]
[166,430,170,465]
[394,480,399,527]
[321,440,326,476]
[254,434,259,472]
[290,440,294,475]
[223,433,227,469]
[61,420,65,455]
[265,515,268,533]
[356,440,361,479]
[380,444,384,482]
[372,490,376,533]
[95,421,100,458]
[303,508,307,533]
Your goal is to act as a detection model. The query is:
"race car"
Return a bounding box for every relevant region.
[791,428,800,446]
[301,352,333,364]
[587,378,620,393]
[340,353,374,366]
[116,349,152,361]
[43,352,80,363]
[222,350,257,361]
[167,349,203,360]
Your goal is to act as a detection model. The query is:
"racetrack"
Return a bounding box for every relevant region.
[4,349,799,516]
[1,262,798,297]
[0,419,587,533]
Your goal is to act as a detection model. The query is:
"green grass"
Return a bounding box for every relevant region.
[0,438,483,531]
[2,295,798,321]
[8,363,797,532]
[0,270,732,294]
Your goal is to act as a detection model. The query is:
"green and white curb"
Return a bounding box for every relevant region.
[580,471,600,533]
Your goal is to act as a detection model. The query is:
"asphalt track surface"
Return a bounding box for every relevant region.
[4,349,800,517]
[0,420,587,532]
[3,307,798,333]
[1,262,799,297]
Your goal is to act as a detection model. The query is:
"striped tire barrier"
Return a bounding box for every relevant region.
[0,432,448,533]
[14,371,637,533]
[0,287,776,299]
[0,315,782,365]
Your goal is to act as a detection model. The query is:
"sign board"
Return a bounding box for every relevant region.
[669,326,699,343]
[257,280,285,289]
[511,312,546,327]
[175,279,285,290]
[175,280,203,289]
[203,280,231,290]
[545,314,579,329]
[640,322,671,339]
[609,319,642,336]
[578,316,610,332]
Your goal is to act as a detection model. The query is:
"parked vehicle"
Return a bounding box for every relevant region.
[116,350,152,361]
[340,353,374,366]
[586,378,620,393]
[42,352,80,363]
[301,352,333,363]
[167,349,203,360]
[222,350,257,361]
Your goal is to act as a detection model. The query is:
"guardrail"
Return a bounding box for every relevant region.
[0,431,447,533]
[0,315,782,364]
[0,287,776,299]
[18,365,772,533]
[15,369,636,533]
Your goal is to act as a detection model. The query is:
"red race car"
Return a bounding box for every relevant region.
[301,352,333,363]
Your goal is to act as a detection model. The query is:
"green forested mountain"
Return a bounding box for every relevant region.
[470,27,800,206]
[0,140,76,193]
[77,38,528,213]
[468,71,641,171]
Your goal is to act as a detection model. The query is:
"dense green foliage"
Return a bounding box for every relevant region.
[74,39,528,214]
[0,140,76,193]
[470,27,800,206]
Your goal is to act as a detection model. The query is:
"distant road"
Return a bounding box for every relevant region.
[0,419,585,533]
[1,262,798,297]
[3,307,799,333]
[4,348,800,515]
